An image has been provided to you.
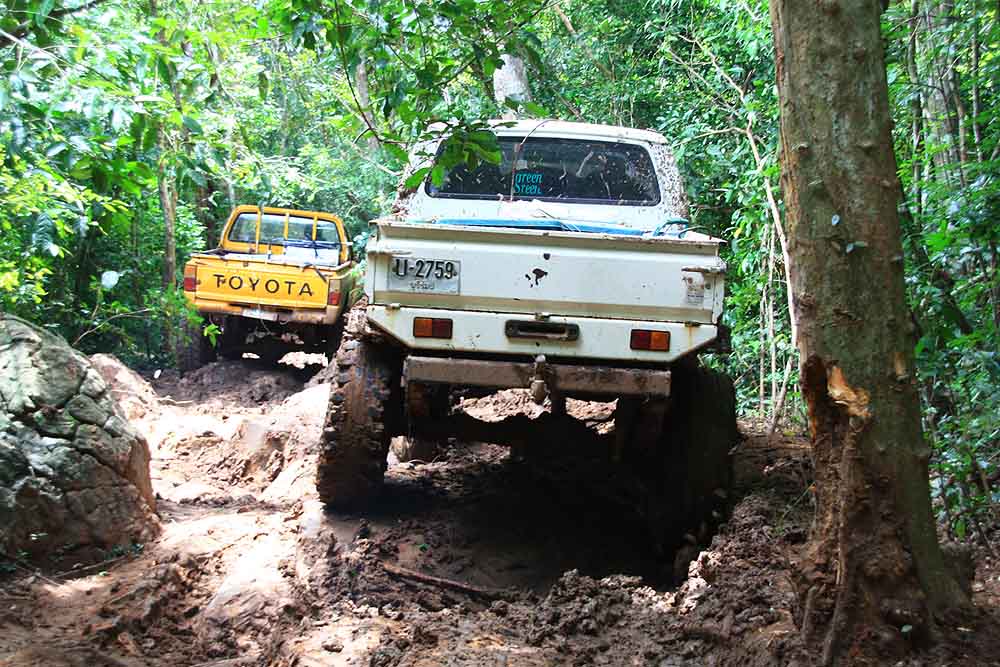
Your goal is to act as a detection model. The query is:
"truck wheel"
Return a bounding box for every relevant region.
[324,321,345,362]
[218,316,248,360]
[176,317,216,374]
[316,332,402,508]
[657,363,736,537]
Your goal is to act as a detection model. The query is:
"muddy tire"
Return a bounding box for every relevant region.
[658,363,736,534]
[218,316,247,360]
[621,363,735,555]
[323,321,345,362]
[316,329,401,508]
[176,317,216,374]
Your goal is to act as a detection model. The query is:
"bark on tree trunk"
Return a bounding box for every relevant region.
[906,1,925,216]
[916,0,965,187]
[769,1,971,663]
[159,173,177,290]
[355,58,380,150]
[493,54,532,119]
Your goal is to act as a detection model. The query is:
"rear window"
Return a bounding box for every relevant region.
[428,137,661,206]
[227,213,341,246]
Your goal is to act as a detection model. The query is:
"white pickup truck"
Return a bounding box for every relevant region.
[317,120,736,543]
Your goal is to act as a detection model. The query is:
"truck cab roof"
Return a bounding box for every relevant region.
[486,119,669,146]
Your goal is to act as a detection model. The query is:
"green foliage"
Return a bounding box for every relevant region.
[1,0,546,367]
[883,1,1000,539]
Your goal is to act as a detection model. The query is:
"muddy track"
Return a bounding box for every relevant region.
[3,358,999,666]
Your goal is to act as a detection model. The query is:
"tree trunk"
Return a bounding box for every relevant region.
[493,54,532,119]
[354,58,380,150]
[768,1,970,663]
[159,172,177,290]
[906,0,925,216]
[916,0,965,187]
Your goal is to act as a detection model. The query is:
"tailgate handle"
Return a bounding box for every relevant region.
[681,264,726,275]
[505,320,579,342]
[367,247,412,256]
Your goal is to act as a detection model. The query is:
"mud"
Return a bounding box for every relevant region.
[2,359,999,666]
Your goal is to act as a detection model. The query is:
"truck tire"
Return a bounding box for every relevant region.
[324,321,345,362]
[316,331,402,508]
[176,317,216,374]
[656,363,736,537]
[218,316,248,360]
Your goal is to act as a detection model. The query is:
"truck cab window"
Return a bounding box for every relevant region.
[427,137,661,206]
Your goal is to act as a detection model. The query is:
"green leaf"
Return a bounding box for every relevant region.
[384,144,409,163]
[110,105,129,131]
[523,102,549,117]
[46,142,67,158]
[404,167,430,189]
[182,116,203,135]
[35,0,56,26]
[430,164,446,187]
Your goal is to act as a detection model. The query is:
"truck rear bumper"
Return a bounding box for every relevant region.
[366,305,718,363]
[185,295,341,326]
[404,355,671,397]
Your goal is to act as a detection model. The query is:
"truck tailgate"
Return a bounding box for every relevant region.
[193,257,329,309]
[366,221,725,324]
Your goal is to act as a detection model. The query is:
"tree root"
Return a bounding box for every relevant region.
[382,561,506,599]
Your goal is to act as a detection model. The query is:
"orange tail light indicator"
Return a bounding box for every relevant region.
[630,329,670,352]
[413,317,453,339]
[327,283,341,306]
[183,265,197,292]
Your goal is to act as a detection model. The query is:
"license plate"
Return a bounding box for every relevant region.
[387,257,461,295]
[242,307,278,321]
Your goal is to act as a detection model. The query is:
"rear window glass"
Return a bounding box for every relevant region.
[227,213,341,246]
[428,137,660,206]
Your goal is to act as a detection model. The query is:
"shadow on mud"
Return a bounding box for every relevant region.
[336,444,679,594]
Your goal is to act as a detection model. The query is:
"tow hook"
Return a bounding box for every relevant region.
[530,355,549,405]
[529,355,565,414]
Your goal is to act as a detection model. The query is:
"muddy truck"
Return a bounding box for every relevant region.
[180,206,356,371]
[317,120,736,544]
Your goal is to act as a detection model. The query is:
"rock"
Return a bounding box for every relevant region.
[161,480,229,505]
[321,639,344,652]
[0,314,158,559]
[88,354,158,421]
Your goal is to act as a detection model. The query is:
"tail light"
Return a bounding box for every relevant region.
[183,265,197,292]
[327,281,341,306]
[630,329,670,351]
[413,317,453,339]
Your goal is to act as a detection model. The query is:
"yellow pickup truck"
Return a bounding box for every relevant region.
[179,205,356,371]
